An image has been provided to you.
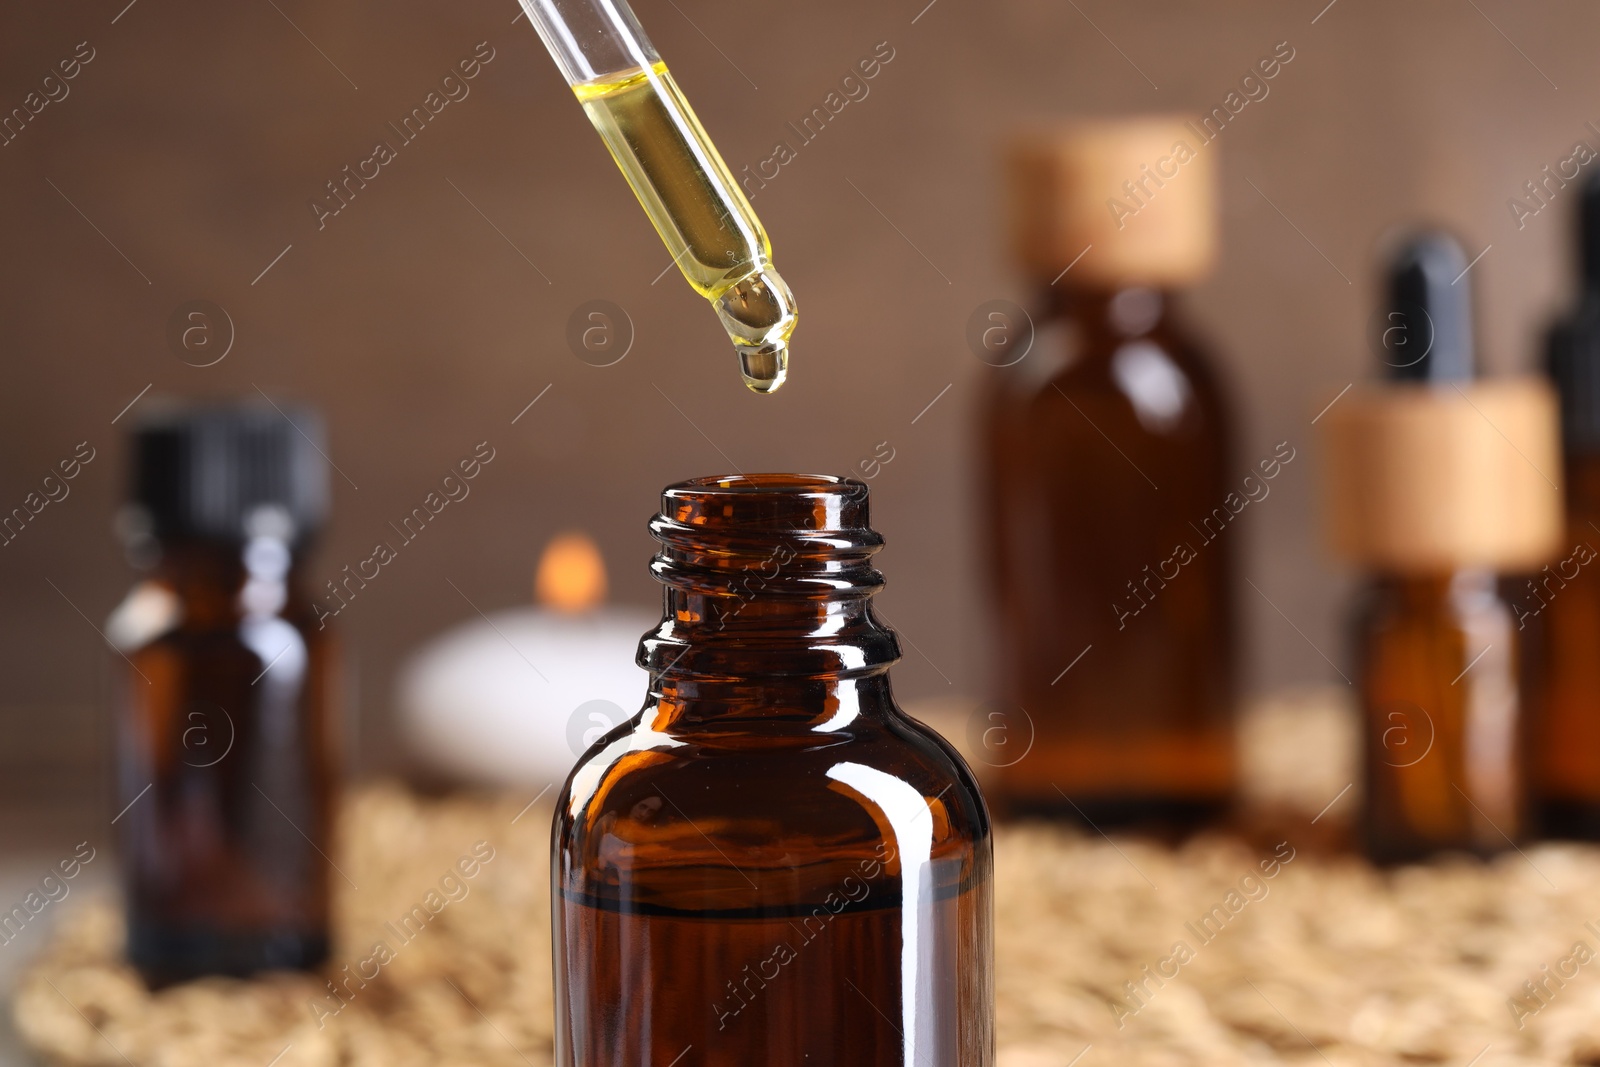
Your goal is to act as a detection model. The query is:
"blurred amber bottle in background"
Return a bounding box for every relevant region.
[1533,171,1600,838]
[1323,234,1561,863]
[109,404,337,985]
[979,118,1237,828]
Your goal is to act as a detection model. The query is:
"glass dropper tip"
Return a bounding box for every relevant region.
[714,268,797,395]
[737,341,788,393]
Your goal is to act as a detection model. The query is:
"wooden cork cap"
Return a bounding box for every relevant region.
[1007,117,1217,287]
[1321,378,1563,572]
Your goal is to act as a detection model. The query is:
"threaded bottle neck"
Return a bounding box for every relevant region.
[639,474,901,680]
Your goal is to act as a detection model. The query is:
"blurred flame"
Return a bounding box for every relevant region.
[535,532,607,612]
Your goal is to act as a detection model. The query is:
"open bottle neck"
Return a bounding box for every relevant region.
[639,475,902,701]
[647,672,896,730]
[1370,569,1501,612]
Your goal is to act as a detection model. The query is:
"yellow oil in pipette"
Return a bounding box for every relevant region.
[575,63,759,297]
[575,62,796,393]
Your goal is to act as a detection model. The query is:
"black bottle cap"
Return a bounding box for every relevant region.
[1381,232,1475,383]
[1549,172,1600,454]
[130,401,329,545]
[1582,168,1600,288]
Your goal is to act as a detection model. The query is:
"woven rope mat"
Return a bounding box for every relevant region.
[16,694,1600,1066]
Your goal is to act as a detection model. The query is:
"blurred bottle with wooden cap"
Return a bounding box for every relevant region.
[1530,171,1600,839]
[976,116,1237,830]
[1321,231,1561,863]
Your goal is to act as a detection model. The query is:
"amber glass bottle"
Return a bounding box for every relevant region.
[109,404,336,985]
[984,119,1236,826]
[553,475,992,1067]
[1339,233,1549,862]
[1533,170,1600,837]
[1355,570,1520,861]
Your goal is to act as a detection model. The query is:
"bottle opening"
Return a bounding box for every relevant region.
[661,473,869,533]
[678,473,842,491]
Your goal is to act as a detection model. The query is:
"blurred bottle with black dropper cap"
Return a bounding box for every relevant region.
[1531,171,1600,839]
[106,402,338,986]
[1323,231,1561,863]
[1384,233,1475,383]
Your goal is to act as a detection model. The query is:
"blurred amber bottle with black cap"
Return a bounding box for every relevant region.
[108,402,338,985]
[1532,172,1600,838]
[979,117,1237,828]
[1322,233,1561,863]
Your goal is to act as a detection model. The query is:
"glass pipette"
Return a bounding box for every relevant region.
[518,0,797,393]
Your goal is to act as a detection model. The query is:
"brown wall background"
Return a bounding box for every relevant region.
[0,0,1591,813]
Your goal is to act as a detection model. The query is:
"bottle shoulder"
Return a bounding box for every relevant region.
[554,703,991,910]
[1004,314,1233,447]
[110,579,328,686]
[1062,334,1226,400]
[106,581,183,652]
[1354,574,1517,672]
[1360,573,1511,621]
[561,706,986,831]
